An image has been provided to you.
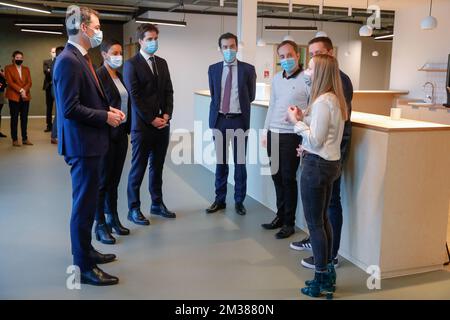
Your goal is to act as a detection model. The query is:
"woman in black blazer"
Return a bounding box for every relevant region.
[94,39,132,244]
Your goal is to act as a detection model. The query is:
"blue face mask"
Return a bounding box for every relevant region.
[144,40,158,55]
[86,26,103,49]
[280,58,297,75]
[223,49,237,63]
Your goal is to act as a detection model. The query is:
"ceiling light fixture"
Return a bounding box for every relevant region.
[374,34,394,40]
[421,0,437,30]
[135,18,187,27]
[0,1,51,14]
[359,0,373,37]
[20,28,62,35]
[15,23,63,27]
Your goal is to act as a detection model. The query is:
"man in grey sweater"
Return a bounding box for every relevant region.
[261,40,309,239]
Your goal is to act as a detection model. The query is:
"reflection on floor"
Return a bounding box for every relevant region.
[0,118,449,299]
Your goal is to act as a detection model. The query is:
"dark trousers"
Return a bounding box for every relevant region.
[96,125,128,223]
[328,134,351,258]
[301,153,341,272]
[45,87,54,128]
[65,156,101,272]
[51,110,57,139]
[267,131,302,227]
[0,103,3,128]
[127,126,170,210]
[9,99,29,141]
[213,114,247,204]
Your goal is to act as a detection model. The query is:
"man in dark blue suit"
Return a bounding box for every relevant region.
[205,33,256,216]
[53,6,124,286]
[124,23,175,225]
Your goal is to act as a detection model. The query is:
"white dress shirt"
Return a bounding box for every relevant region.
[294,92,344,161]
[68,40,88,56]
[219,60,241,114]
[140,49,157,75]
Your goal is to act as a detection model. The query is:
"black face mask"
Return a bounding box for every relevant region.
[15,60,24,66]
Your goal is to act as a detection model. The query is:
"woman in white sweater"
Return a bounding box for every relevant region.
[287,54,348,299]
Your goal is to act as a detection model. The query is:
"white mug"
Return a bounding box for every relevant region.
[390,107,402,120]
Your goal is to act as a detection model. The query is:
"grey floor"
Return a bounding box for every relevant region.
[0,118,449,300]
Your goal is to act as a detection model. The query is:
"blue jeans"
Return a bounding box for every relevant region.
[328,133,351,258]
[301,153,341,272]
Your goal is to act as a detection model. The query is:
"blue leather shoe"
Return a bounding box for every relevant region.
[151,203,176,219]
[127,208,150,226]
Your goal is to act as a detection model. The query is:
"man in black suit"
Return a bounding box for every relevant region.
[43,47,56,132]
[124,23,175,225]
[53,6,125,286]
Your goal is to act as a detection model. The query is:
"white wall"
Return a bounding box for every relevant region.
[390,0,450,102]
[359,38,392,90]
[124,12,364,131]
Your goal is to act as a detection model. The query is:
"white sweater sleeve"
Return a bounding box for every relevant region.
[294,100,330,149]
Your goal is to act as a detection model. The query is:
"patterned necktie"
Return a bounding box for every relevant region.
[222,65,232,114]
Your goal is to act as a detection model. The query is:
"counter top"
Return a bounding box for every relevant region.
[351,111,450,132]
[195,90,450,132]
[353,90,409,95]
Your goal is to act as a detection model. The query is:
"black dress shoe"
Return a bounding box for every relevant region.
[44,126,52,132]
[106,212,130,235]
[95,222,116,245]
[275,225,295,239]
[89,249,116,264]
[261,216,283,230]
[235,203,247,216]
[128,208,150,226]
[151,203,176,218]
[0,132,7,138]
[205,201,226,214]
[81,266,119,286]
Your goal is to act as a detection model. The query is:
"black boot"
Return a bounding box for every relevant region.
[95,222,116,245]
[301,271,335,299]
[106,212,130,236]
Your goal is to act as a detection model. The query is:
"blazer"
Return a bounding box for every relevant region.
[52,43,110,157]
[4,64,32,102]
[43,59,53,90]
[123,52,174,133]
[208,60,256,131]
[96,65,131,136]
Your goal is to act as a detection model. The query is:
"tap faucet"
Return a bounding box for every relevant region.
[423,82,435,104]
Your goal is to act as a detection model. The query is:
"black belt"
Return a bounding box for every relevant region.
[219,113,242,119]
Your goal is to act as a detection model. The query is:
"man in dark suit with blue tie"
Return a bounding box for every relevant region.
[205,33,257,216]
[53,6,125,286]
[124,23,175,226]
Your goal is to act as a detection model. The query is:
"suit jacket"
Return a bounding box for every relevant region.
[96,65,131,136]
[43,59,53,90]
[123,52,174,133]
[4,64,32,102]
[208,60,256,131]
[53,43,110,157]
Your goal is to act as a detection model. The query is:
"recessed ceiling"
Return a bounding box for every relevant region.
[0,0,400,34]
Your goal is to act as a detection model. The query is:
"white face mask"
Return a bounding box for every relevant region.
[106,55,123,69]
